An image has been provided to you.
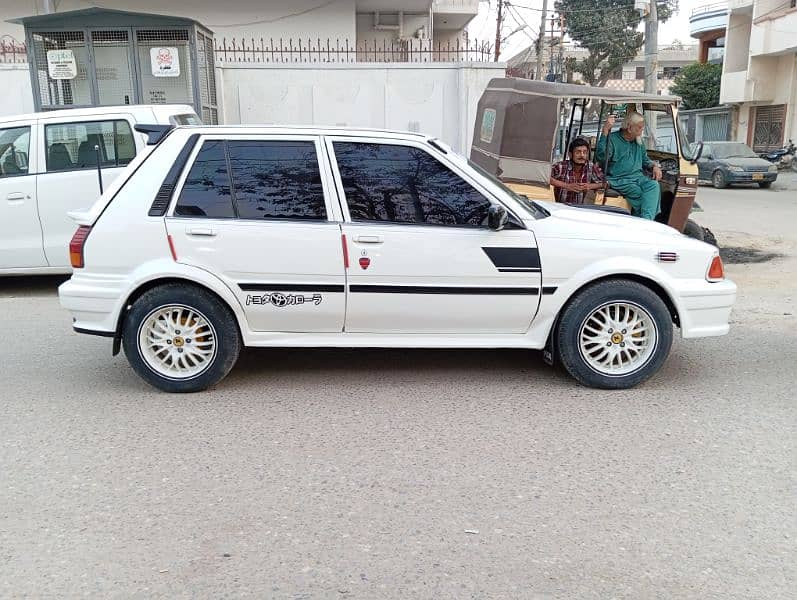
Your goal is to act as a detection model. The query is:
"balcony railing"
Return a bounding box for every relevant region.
[691,2,728,17]
[215,37,494,64]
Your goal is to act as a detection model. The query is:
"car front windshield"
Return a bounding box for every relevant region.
[712,143,758,159]
[467,159,548,219]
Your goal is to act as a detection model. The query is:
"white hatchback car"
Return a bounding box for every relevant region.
[59,125,736,392]
[0,104,199,275]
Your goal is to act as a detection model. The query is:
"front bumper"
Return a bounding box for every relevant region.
[676,279,737,338]
[727,171,777,184]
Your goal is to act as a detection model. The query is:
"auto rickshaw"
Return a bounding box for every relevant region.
[470,78,710,242]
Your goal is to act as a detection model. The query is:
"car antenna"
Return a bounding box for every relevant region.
[94,144,103,195]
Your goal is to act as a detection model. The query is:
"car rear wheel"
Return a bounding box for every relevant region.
[122,284,241,393]
[712,170,727,189]
[556,280,673,389]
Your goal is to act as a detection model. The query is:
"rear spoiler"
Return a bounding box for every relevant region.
[134,124,174,145]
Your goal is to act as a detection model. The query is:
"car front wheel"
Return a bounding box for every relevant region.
[556,280,673,389]
[122,283,241,393]
[712,170,728,189]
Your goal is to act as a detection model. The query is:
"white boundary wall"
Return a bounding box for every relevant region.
[0,64,34,117]
[216,62,505,154]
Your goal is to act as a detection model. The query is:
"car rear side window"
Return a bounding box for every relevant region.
[227,140,326,221]
[175,140,236,218]
[333,142,491,227]
[176,139,327,221]
[0,126,30,177]
[45,119,136,172]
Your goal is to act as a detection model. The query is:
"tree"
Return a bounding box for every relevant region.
[670,62,722,110]
[555,0,675,87]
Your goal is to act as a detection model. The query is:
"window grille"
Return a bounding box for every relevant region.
[31,31,91,108]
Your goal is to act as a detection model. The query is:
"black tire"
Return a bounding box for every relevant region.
[122,283,241,392]
[682,219,706,242]
[758,182,772,189]
[556,280,674,389]
[712,169,727,189]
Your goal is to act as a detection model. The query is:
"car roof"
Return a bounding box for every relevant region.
[170,124,431,139]
[0,104,195,125]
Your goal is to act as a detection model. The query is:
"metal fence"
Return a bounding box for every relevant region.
[0,40,27,63]
[214,37,494,64]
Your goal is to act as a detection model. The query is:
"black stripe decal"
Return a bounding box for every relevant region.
[239,283,345,292]
[482,247,541,269]
[497,268,541,273]
[542,287,558,295]
[349,285,539,295]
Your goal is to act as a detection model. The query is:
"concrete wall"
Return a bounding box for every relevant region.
[0,64,34,117]
[216,62,504,154]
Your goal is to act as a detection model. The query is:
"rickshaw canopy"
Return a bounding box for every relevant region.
[470,77,681,189]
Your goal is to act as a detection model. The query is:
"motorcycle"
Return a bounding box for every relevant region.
[759,139,796,170]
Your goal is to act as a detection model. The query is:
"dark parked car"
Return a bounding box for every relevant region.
[696,141,778,189]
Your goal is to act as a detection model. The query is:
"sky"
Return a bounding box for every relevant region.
[467,0,699,62]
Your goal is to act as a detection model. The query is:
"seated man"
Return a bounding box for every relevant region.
[549,137,605,204]
[595,111,663,220]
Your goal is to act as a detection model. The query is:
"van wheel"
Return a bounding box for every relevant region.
[556,280,673,389]
[712,170,727,189]
[122,284,241,393]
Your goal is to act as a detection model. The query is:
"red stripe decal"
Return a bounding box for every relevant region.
[167,234,178,261]
[341,234,349,269]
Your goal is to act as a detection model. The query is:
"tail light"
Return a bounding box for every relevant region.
[69,225,92,268]
[707,255,724,281]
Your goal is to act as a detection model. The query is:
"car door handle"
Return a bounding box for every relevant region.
[6,193,26,202]
[354,235,383,244]
[186,227,217,237]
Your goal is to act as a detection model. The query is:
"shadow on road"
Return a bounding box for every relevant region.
[0,275,70,297]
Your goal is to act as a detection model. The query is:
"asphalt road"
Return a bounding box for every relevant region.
[1,186,795,599]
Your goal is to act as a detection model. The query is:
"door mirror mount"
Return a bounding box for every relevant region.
[690,141,704,163]
[488,204,508,231]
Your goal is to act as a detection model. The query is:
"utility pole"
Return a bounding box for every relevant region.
[548,14,556,80]
[535,0,548,80]
[644,0,658,95]
[494,0,504,62]
[558,14,565,82]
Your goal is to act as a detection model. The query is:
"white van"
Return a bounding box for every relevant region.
[0,104,199,275]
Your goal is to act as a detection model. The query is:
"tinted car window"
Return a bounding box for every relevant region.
[0,126,30,177]
[333,142,491,227]
[175,140,235,218]
[227,140,326,220]
[45,119,136,172]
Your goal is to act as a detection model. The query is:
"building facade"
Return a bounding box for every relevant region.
[720,0,797,152]
[506,43,698,95]
[689,2,729,64]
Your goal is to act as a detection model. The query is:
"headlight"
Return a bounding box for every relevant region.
[768,165,778,172]
[728,166,744,172]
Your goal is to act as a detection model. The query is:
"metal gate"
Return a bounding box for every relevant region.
[752,105,786,152]
[702,112,730,141]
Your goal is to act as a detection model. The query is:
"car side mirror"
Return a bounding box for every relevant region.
[691,141,704,163]
[488,205,508,231]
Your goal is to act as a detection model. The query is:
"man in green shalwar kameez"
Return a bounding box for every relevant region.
[595,111,663,220]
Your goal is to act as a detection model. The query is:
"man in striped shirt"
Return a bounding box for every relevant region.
[550,137,606,204]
